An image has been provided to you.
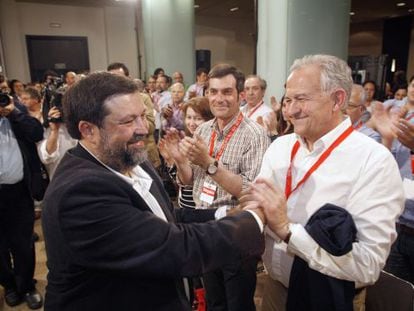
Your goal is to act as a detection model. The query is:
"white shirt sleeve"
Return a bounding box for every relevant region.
[287,151,404,286]
[38,136,61,165]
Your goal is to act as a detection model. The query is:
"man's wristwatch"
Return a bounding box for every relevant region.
[206,160,219,175]
[283,223,292,244]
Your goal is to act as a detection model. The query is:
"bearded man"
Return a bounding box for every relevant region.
[41,72,267,311]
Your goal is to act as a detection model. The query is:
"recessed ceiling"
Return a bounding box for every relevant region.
[15,0,414,24]
[350,0,414,23]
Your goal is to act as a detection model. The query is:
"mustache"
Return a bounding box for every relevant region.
[127,133,148,144]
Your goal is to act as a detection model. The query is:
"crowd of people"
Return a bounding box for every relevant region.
[0,54,413,311]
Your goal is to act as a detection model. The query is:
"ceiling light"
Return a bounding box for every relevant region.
[408,8,414,12]
[397,2,406,7]
[194,4,200,8]
[230,7,239,12]
[349,11,355,16]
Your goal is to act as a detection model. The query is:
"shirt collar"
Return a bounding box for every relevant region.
[296,117,352,152]
[211,111,242,135]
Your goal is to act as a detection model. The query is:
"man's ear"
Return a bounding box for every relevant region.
[332,89,347,112]
[78,121,99,143]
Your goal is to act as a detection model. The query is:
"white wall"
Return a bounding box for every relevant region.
[0,0,138,82]
[257,0,351,103]
[142,0,194,82]
[195,15,255,79]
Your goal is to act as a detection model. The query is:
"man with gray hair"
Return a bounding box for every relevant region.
[241,75,273,122]
[346,84,382,144]
[240,54,404,310]
[161,82,185,132]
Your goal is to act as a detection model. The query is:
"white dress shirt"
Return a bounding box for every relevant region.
[258,118,404,288]
[38,125,77,179]
[79,142,167,222]
[240,101,273,123]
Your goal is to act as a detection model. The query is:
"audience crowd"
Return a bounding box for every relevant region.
[0,55,413,311]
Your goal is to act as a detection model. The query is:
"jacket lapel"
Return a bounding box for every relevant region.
[70,144,175,222]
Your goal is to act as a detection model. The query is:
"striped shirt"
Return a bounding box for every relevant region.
[192,113,270,209]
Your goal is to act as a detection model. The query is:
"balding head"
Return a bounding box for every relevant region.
[346,84,366,124]
[172,72,184,84]
[171,82,185,104]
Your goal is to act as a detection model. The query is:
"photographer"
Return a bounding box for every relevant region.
[0,86,44,309]
[37,106,76,179]
[36,72,77,179]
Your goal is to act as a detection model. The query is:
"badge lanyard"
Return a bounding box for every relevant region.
[209,113,243,161]
[405,113,414,122]
[247,101,264,118]
[285,125,354,199]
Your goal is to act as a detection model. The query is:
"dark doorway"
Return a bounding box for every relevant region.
[196,49,211,72]
[26,35,90,82]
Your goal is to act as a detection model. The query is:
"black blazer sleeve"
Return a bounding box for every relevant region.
[50,172,263,279]
[8,107,44,143]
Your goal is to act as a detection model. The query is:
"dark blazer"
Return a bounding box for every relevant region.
[42,144,264,311]
[6,105,44,194]
[287,204,357,311]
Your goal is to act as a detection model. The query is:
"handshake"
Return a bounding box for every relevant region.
[238,178,291,242]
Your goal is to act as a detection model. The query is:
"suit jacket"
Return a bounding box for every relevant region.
[42,144,264,311]
[6,104,44,197]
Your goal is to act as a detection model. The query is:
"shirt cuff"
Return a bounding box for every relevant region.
[39,140,60,163]
[287,223,317,257]
[245,210,264,233]
[214,206,228,220]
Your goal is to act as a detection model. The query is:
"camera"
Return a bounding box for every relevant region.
[42,76,65,124]
[48,90,64,123]
[0,92,11,108]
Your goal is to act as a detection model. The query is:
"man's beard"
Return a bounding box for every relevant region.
[99,131,148,173]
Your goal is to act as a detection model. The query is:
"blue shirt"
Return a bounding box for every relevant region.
[354,114,414,227]
[0,117,24,184]
[358,124,381,143]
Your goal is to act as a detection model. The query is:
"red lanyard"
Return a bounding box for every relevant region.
[285,125,354,200]
[209,113,243,161]
[406,113,414,122]
[247,101,263,118]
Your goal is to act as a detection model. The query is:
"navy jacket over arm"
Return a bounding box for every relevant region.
[287,203,357,311]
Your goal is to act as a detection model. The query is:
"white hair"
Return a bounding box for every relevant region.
[351,84,366,105]
[290,54,353,102]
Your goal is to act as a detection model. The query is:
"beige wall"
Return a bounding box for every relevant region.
[195,15,255,79]
[2,1,413,83]
[0,0,138,82]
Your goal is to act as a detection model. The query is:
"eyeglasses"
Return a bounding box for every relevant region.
[346,102,363,109]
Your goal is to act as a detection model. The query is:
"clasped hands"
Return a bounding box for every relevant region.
[239,178,291,241]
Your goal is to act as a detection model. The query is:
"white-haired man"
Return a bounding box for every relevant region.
[241,54,404,311]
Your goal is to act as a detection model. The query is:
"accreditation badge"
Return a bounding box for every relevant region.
[200,181,217,206]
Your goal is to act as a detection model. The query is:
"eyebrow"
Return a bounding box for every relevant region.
[210,87,234,92]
